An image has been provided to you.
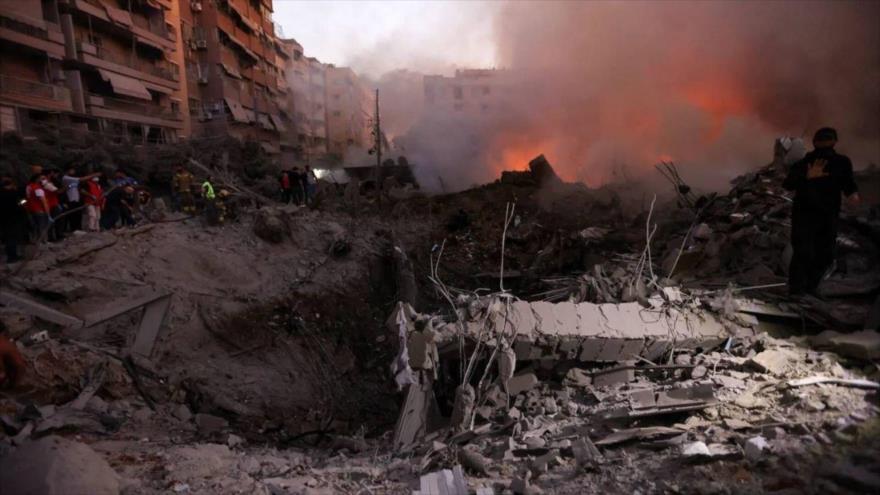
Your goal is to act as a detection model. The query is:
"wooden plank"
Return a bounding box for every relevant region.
[0,290,84,328]
[130,295,171,358]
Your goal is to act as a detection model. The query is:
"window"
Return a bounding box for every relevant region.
[453,86,463,99]
[454,103,463,111]
[332,111,341,117]
[483,86,490,95]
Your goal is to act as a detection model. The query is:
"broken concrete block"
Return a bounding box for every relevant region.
[563,368,591,387]
[458,447,491,475]
[747,350,790,376]
[195,413,228,434]
[419,466,468,495]
[681,441,712,457]
[530,449,561,474]
[744,436,768,461]
[571,437,602,465]
[507,373,539,395]
[592,365,635,388]
[0,435,120,495]
[173,404,193,422]
[827,330,880,360]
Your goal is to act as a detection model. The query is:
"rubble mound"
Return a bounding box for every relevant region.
[0,435,121,495]
[253,206,292,243]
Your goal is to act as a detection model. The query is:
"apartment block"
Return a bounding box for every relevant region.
[325,65,372,159]
[181,0,284,155]
[284,46,328,163]
[1,0,185,142]
[423,69,513,121]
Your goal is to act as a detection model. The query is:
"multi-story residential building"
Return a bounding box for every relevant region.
[1,0,185,142]
[284,46,328,163]
[180,0,283,154]
[325,65,372,159]
[423,69,512,121]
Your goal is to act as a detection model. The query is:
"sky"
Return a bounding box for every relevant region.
[271,0,498,78]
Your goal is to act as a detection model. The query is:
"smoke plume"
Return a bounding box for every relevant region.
[397,1,880,192]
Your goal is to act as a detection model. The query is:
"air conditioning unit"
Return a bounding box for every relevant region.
[195,39,208,49]
[200,113,213,122]
[191,1,202,12]
[198,76,209,84]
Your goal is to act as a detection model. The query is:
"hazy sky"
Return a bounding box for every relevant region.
[272,0,499,77]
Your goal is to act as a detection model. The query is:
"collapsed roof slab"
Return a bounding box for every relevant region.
[436,299,735,364]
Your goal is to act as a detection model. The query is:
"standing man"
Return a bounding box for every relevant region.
[280,170,292,204]
[0,175,27,263]
[24,174,50,243]
[81,176,104,232]
[202,175,217,224]
[172,166,195,213]
[61,166,99,233]
[303,165,317,205]
[783,127,861,295]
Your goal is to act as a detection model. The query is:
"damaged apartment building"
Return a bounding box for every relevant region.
[0,0,376,164]
[0,0,186,143]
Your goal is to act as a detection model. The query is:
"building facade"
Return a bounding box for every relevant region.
[180,0,284,154]
[325,65,372,159]
[1,0,185,142]
[423,69,512,121]
[1,0,378,164]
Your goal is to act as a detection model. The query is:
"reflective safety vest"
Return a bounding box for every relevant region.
[202,181,215,200]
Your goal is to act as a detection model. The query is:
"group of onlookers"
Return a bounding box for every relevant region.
[0,164,145,264]
[279,165,317,205]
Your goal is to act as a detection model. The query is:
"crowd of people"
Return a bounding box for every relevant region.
[0,164,148,264]
[278,165,317,205]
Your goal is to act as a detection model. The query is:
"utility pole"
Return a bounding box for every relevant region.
[373,88,382,204]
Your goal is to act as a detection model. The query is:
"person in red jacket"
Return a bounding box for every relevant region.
[81,176,104,232]
[25,173,50,243]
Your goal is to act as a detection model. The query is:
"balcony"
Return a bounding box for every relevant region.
[97,46,178,81]
[88,92,182,128]
[0,75,73,112]
[65,0,175,50]
[0,13,65,57]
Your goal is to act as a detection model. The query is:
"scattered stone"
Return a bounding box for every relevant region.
[226,434,244,448]
[132,408,152,422]
[507,373,539,395]
[564,368,592,387]
[693,223,713,241]
[744,436,769,461]
[0,435,120,495]
[195,413,228,434]
[803,398,826,412]
[173,404,193,422]
[748,350,790,376]
[681,441,711,457]
[690,365,708,379]
[524,437,546,449]
[459,447,491,475]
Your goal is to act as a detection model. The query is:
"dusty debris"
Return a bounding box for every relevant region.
[0,435,121,495]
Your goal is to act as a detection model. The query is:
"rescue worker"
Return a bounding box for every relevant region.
[216,188,230,224]
[783,127,861,295]
[202,175,218,224]
[172,166,196,213]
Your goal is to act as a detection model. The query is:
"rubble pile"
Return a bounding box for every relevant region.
[387,291,880,494]
[1,144,879,494]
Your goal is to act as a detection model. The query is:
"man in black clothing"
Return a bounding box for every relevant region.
[782,127,861,295]
[0,175,27,263]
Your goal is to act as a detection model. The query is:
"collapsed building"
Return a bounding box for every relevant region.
[0,145,879,494]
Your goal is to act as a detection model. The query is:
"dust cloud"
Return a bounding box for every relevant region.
[385,1,880,192]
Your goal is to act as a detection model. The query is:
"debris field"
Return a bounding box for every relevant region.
[1,148,880,495]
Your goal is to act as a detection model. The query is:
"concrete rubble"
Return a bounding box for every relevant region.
[1,150,878,494]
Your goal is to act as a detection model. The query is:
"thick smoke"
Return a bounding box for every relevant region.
[396,1,880,191]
